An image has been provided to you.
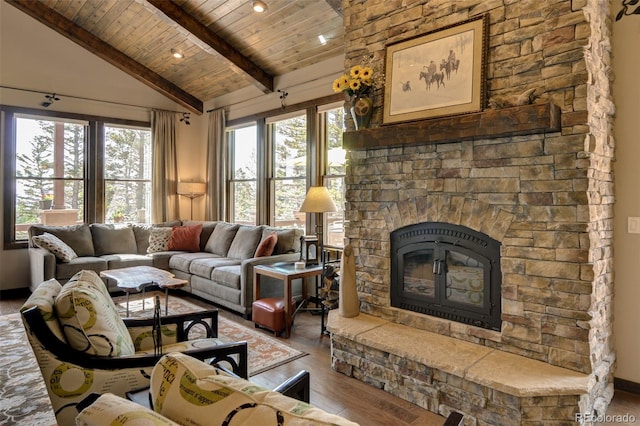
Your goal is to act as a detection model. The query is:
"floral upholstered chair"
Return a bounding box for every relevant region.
[21,270,247,425]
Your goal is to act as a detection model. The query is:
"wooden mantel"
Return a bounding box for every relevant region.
[343,102,561,150]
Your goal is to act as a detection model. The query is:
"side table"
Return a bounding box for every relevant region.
[253,262,323,338]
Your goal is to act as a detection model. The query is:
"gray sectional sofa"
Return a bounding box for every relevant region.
[28,220,304,317]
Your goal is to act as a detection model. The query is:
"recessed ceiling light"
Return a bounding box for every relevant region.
[318,35,327,45]
[251,1,268,13]
[171,49,184,59]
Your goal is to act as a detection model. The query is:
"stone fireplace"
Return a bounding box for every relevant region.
[329,1,614,424]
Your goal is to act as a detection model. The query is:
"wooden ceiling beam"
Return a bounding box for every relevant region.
[145,0,274,94]
[5,0,203,114]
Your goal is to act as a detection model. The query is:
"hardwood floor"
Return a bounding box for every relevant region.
[1,288,638,425]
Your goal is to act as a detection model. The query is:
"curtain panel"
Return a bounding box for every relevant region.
[151,110,179,223]
[205,108,226,221]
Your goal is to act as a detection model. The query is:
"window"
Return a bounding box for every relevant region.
[269,113,307,230]
[2,106,151,248]
[104,125,152,224]
[14,115,86,240]
[225,98,346,248]
[228,125,258,225]
[321,106,346,247]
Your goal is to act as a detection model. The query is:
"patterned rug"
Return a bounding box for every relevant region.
[0,292,306,425]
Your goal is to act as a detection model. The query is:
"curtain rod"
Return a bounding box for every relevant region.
[0,85,188,114]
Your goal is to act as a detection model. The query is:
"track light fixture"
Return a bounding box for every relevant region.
[42,93,60,108]
[180,112,191,125]
[277,89,288,109]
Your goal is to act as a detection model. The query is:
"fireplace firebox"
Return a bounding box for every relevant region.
[390,222,502,331]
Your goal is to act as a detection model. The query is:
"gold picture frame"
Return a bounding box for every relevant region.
[383,15,488,124]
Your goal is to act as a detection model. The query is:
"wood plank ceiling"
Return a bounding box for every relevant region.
[5,0,345,114]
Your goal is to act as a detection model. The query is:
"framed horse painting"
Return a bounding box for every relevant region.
[383,14,488,124]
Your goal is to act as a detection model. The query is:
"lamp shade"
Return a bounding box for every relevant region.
[299,186,337,213]
[177,181,206,195]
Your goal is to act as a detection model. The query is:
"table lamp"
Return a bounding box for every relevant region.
[299,186,337,263]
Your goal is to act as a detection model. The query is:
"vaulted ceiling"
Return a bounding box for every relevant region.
[5,0,345,114]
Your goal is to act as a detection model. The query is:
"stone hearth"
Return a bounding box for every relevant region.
[332,1,614,424]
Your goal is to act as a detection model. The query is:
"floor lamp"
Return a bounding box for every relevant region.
[299,186,337,263]
[177,181,206,220]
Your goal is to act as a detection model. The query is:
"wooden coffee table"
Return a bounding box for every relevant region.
[101,266,188,316]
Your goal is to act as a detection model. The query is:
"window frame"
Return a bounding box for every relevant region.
[1,105,150,249]
[224,94,346,247]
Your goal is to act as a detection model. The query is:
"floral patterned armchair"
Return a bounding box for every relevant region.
[21,270,247,425]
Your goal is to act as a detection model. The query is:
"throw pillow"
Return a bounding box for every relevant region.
[32,233,78,262]
[147,227,172,253]
[150,353,358,426]
[255,231,278,257]
[55,270,135,356]
[168,224,203,252]
[20,278,65,341]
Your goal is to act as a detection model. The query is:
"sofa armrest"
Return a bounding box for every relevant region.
[28,247,56,291]
[240,253,301,310]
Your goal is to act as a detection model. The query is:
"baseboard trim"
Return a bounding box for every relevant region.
[614,377,640,394]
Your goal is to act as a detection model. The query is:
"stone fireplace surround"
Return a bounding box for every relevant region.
[330,1,615,423]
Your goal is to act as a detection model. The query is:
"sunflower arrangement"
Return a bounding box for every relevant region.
[332,57,383,99]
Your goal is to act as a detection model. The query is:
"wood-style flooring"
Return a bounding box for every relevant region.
[1,288,638,425]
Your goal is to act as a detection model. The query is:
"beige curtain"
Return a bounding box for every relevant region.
[151,110,179,223]
[205,108,226,221]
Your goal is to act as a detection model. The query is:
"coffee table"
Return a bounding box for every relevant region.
[101,266,188,316]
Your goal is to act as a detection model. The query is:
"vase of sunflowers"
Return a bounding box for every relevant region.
[333,63,377,130]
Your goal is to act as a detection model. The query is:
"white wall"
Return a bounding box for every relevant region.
[612,13,640,384]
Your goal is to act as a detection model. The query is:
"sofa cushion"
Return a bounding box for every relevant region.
[211,265,242,290]
[56,257,108,280]
[169,252,219,274]
[90,224,138,255]
[32,233,78,262]
[76,393,180,426]
[204,222,239,256]
[255,231,278,257]
[30,223,95,256]
[148,227,173,253]
[168,224,203,252]
[101,254,153,270]
[227,225,263,259]
[150,353,358,426]
[55,270,135,356]
[131,223,153,254]
[189,258,241,280]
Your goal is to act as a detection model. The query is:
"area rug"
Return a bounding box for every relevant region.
[112,291,307,376]
[0,292,306,425]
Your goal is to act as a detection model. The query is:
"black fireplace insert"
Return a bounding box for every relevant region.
[390,222,502,331]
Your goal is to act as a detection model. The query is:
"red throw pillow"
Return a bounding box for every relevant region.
[255,232,278,257]
[168,224,203,252]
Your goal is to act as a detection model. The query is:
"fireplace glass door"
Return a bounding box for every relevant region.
[391,222,502,331]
